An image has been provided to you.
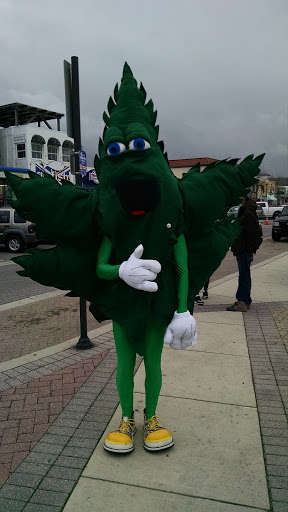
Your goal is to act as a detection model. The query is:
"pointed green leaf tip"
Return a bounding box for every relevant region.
[101,63,159,143]
[28,171,40,179]
[103,111,110,127]
[119,62,138,89]
[107,96,116,115]
[114,83,119,102]
[123,62,134,78]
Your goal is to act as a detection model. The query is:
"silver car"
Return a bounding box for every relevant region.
[227,204,265,220]
[227,205,241,219]
[0,207,38,253]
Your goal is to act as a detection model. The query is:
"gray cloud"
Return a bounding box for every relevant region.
[2,0,288,175]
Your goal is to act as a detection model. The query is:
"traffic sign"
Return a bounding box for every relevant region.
[79,149,87,176]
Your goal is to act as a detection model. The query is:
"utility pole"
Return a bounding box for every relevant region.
[64,56,93,350]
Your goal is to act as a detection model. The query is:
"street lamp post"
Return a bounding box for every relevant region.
[64,56,93,350]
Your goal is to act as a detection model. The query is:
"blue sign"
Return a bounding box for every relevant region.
[79,150,87,176]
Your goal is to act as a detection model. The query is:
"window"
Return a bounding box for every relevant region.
[31,135,45,159]
[14,212,26,223]
[32,143,43,159]
[62,140,74,162]
[62,147,72,162]
[48,146,58,161]
[47,137,60,161]
[0,210,10,223]
[17,143,26,158]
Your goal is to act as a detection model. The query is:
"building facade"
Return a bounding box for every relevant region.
[0,125,74,175]
[169,157,218,178]
[0,103,74,206]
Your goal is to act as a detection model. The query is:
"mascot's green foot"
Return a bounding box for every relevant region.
[143,411,174,451]
[104,415,136,454]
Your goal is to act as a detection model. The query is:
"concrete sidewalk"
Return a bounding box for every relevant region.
[0,251,287,511]
[61,253,288,512]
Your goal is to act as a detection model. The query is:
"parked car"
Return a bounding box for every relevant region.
[227,205,241,219]
[256,201,284,219]
[227,204,265,220]
[0,207,38,252]
[272,206,288,241]
[256,205,265,220]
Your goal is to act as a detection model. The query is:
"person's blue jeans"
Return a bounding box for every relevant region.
[236,252,254,305]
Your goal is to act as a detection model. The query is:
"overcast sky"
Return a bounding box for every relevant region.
[1,0,288,176]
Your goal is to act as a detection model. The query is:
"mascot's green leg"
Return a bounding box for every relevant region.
[113,321,136,418]
[112,320,165,418]
[143,321,166,419]
[103,322,137,453]
[143,321,174,451]
[112,319,173,453]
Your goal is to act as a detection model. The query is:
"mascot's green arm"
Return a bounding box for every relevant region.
[174,234,189,314]
[95,234,189,314]
[96,236,120,280]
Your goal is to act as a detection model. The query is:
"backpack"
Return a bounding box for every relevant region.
[255,223,263,252]
[232,222,263,256]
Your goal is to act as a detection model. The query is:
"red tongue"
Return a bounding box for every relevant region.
[132,210,145,216]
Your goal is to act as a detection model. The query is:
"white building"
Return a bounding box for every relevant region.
[0,103,74,205]
[0,124,74,173]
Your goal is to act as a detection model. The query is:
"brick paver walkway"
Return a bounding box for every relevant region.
[0,330,143,512]
[243,303,288,512]
[271,306,288,347]
[0,351,108,487]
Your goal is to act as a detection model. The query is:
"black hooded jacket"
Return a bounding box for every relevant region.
[232,198,263,256]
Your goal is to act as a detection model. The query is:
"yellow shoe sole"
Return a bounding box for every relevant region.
[104,441,135,454]
[144,438,174,451]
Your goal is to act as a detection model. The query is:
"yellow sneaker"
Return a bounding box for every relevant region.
[104,416,136,453]
[144,413,174,451]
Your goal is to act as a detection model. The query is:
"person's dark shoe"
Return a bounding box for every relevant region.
[226,301,248,312]
[234,301,251,310]
[195,295,204,305]
[202,291,208,300]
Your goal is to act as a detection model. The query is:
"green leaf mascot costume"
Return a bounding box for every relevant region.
[5,63,264,454]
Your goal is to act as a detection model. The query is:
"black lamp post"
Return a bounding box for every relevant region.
[64,56,93,350]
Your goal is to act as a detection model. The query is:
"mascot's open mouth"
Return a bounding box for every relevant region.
[116,180,160,216]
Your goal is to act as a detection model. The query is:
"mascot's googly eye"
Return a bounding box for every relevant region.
[107,142,126,156]
[128,138,151,151]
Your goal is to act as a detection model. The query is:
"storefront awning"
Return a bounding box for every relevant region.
[31,134,45,144]
[48,137,61,147]
[0,166,29,178]
[63,140,74,148]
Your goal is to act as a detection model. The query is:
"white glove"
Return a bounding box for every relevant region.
[119,245,161,292]
[164,311,197,350]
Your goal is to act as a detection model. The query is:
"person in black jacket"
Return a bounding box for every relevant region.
[227,196,262,312]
